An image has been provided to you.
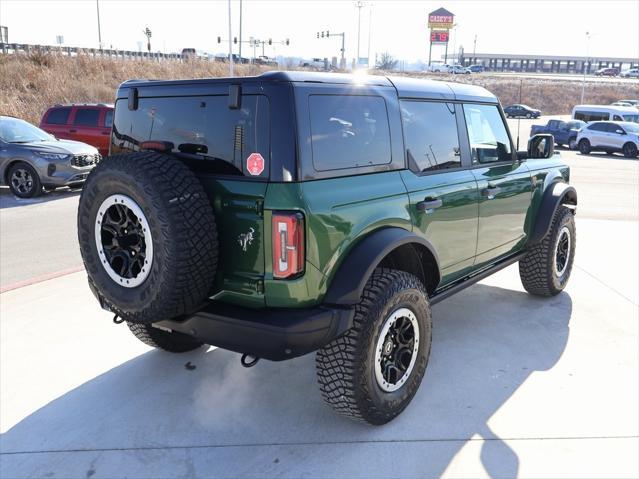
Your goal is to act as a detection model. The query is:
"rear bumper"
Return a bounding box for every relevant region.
[155,301,354,361]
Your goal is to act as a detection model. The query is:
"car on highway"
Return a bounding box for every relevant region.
[620,68,639,78]
[531,119,586,149]
[594,67,619,77]
[39,103,113,156]
[572,104,639,123]
[0,116,100,198]
[79,71,577,425]
[576,121,639,158]
[468,64,485,73]
[617,99,639,107]
[503,104,541,118]
[448,64,471,74]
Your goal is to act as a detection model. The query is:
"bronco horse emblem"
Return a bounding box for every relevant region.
[238,227,255,252]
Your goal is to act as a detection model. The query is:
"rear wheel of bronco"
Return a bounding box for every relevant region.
[316,269,432,425]
[519,206,576,296]
[127,322,204,353]
[77,152,218,324]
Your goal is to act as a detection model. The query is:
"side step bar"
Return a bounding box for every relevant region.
[430,252,526,305]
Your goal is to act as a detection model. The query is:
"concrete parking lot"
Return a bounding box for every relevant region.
[1,139,638,477]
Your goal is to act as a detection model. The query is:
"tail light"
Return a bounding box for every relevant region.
[272,212,304,279]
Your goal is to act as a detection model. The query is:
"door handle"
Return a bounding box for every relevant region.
[481,185,501,199]
[416,197,443,212]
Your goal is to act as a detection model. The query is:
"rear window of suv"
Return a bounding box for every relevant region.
[45,108,70,125]
[112,94,270,178]
[308,95,391,171]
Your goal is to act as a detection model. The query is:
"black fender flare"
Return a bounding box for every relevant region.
[529,182,577,245]
[323,227,441,306]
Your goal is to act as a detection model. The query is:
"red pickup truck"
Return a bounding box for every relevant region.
[39,104,113,156]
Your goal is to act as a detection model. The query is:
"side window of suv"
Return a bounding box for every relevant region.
[308,95,391,171]
[46,107,71,125]
[462,104,512,163]
[104,110,113,128]
[400,101,461,173]
[74,109,100,127]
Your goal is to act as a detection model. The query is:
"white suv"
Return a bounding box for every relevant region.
[620,68,639,78]
[576,121,639,158]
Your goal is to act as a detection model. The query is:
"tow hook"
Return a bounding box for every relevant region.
[241,353,260,368]
[113,314,125,324]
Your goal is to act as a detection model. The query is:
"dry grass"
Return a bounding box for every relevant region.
[0,53,271,124]
[1,53,638,125]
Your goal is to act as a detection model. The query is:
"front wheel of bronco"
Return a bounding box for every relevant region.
[127,322,204,353]
[316,269,432,425]
[519,206,576,296]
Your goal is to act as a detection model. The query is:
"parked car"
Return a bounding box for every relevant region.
[79,71,577,425]
[503,104,541,118]
[429,63,450,73]
[594,67,619,77]
[0,116,100,198]
[468,64,484,73]
[572,104,639,123]
[39,103,113,156]
[611,101,635,107]
[448,64,471,74]
[618,99,639,107]
[531,119,586,149]
[300,58,327,69]
[576,121,639,157]
[620,68,639,78]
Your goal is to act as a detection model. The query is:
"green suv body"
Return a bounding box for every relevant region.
[78,72,577,424]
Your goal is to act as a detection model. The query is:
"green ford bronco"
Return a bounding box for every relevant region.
[78,72,577,425]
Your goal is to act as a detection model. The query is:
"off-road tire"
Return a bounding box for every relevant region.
[8,162,41,198]
[519,206,576,296]
[579,139,591,155]
[316,268,432,425]
[78,152,218,324]
[127,322,204,352]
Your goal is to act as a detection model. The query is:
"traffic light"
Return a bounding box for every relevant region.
[285,38,290,46]
[217,36,221,43]
[233,37,237,44]
[145,27,152,38]
[268,38,272,45]
[317,32,319,38]
[326,30,329,36]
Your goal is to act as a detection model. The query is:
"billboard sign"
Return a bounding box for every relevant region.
[428,8,454,30]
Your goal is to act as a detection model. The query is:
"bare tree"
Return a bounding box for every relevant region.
[376,52,397,71]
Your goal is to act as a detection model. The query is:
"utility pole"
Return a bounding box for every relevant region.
[228,0,234,76]
[96,0,102,50]
[367,4,372,68]
[473,34,477,58]
[239,0,243,61]
[143,26,152,53]
[581,31,590,104]
[356,1,363,65]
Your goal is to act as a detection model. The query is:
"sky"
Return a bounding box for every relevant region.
[0,0,638,63]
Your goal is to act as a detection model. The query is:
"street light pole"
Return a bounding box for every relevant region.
[581,31,590,104]
[96,0,102,50]
[228,0,234,76]
[239,0,243,61]
[367,4,372,68]
[356,1,363,65]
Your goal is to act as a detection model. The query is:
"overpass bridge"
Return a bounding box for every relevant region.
[450,52,638,74]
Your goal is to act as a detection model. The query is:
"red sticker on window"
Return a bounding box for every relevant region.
[246,153,265,176]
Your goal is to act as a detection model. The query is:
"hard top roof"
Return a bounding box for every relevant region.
[119,71,497,103]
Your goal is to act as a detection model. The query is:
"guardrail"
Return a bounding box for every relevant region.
[0,42,184,61]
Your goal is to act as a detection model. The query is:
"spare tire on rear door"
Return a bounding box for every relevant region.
[77,152,218,324]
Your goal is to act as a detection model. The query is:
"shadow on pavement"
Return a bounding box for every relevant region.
[0,186,81,209]
[1,283,572,477]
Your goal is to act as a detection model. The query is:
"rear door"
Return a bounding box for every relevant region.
[461,103,532,266]
[41,107,72,139]
[399,100,479,284]
[70,107,102,149]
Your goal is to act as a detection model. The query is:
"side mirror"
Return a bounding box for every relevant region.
[527,134,554,159]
